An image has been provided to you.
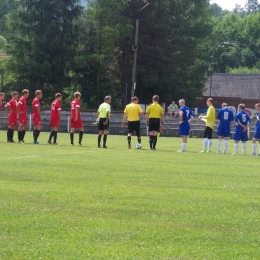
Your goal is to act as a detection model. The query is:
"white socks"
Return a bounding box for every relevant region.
[182,143,187,151]
[252,143,256,154]
[242,143,247,154]
[224,140,228,153]
[208,139,213,151]
[203,138,208,150]
[234,143,239,153]
[217,140,221,152]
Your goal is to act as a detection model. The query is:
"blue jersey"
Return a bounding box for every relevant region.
[218,108,234,133]
[180,106,193,125]
[255,113,260,132]
[235,111,250,132]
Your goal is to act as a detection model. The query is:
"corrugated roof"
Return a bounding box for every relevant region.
[204,73,260,99]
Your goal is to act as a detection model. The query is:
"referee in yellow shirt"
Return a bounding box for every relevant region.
[146,95,164,150]
[122,96,144,149]
[199,98,216,153]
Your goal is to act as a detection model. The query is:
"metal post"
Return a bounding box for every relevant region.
[67,116,70,133]
[131,17,139,98]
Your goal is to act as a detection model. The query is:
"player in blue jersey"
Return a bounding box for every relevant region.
[217,103,234,154]
[233,104,250,155]
[178,99,194,152]
[251,103,260,156]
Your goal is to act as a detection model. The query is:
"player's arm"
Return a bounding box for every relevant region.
[146,110,149,126]
[5,103,13,113]
[188,110,194,123]
[16,102,22,114]
[74,107,78,121]
[122,112,127,127]
[58,109,61,119]
[179,110,183,124]
[36,106,41,120]
[201,106,213,119]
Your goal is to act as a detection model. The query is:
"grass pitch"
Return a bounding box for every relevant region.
[1,131,260,259]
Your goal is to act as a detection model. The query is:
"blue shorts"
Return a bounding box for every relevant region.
[218,128,231,138]
[179,123,190,136]
[253,130,260,140]
[234,131,248,142]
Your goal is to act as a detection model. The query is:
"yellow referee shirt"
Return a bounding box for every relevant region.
[146,102,164,118]
[201,105,215,129]
[124,103,143,121]
[98,102,111,118]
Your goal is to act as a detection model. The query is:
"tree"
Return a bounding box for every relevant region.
[5,0,83,103]
[246,0,260,13]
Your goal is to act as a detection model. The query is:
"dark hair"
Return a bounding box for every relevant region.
[12,91,18,96]
[153,95,159,102]
[55,93,62,98]
[132,96,138,101]
[207,98,213,104]
[35,90,42,96]
[22,89,29,95]
[255,103,260,108]
[222,103,228,107]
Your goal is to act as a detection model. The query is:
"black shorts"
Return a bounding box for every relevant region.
[149,118,160,132]
[98,118,109,131]
[128,121,140,136]
[203,126,213,139]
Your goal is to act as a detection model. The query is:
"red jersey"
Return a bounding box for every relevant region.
[71,99,81,120]
[6,99,17,116]
[32,98,40,116]
[18,96,27,114]
[51,100,61,119]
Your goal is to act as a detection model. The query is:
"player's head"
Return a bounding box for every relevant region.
[207,98,213,106]
[104,95,111,104]
[238,103,245,111]
[132,96,139,103]
[172,101,175,105]
[12,91,18,100]
[152,95,159,102]
[22,89,29,98]
[255,103,260,111]
[222,103,228,108]
[0,92,5,101]
[35,90,42,99]
[55,93,62,101]
[179,99,185,106]
[74,92,81,100]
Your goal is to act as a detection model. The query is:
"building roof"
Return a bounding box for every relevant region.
[204,73,260,99]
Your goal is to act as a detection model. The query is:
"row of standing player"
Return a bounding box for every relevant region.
[1,91,259,154]
[0,90,112,147]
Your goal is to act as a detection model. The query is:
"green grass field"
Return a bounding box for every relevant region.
[1,131,260,259]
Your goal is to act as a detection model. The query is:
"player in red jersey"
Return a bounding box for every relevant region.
[70,92,84,146]
[48,93,62,145]
[5,92,18,142]
[32,90,43,144]
[0,92,5,126]
[17,89,29,143]
[0,92,5,112]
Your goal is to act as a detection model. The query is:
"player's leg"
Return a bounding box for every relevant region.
[34,125,41,143]
[48,128,54,144]
[78,126,84,145]
[241,132,248,154]
[18,123,24,142]
[135,121,141,145]
[252,138,257,155]
[223,137,229,154]
[70,127,75,145]
[53,126,59,144]
[217,137,222,154]
[207,127,213,152]
[127,122,134,149]
[152,119,160,150]
[200,127,208,153]
[21,123,27,143]
[233,130,240,154]
[103,129,108,148]
[98,130,103,147]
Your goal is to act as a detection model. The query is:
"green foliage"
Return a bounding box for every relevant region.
[5,0,83,103]
[1,133,260,259]
[228,66,260,74]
